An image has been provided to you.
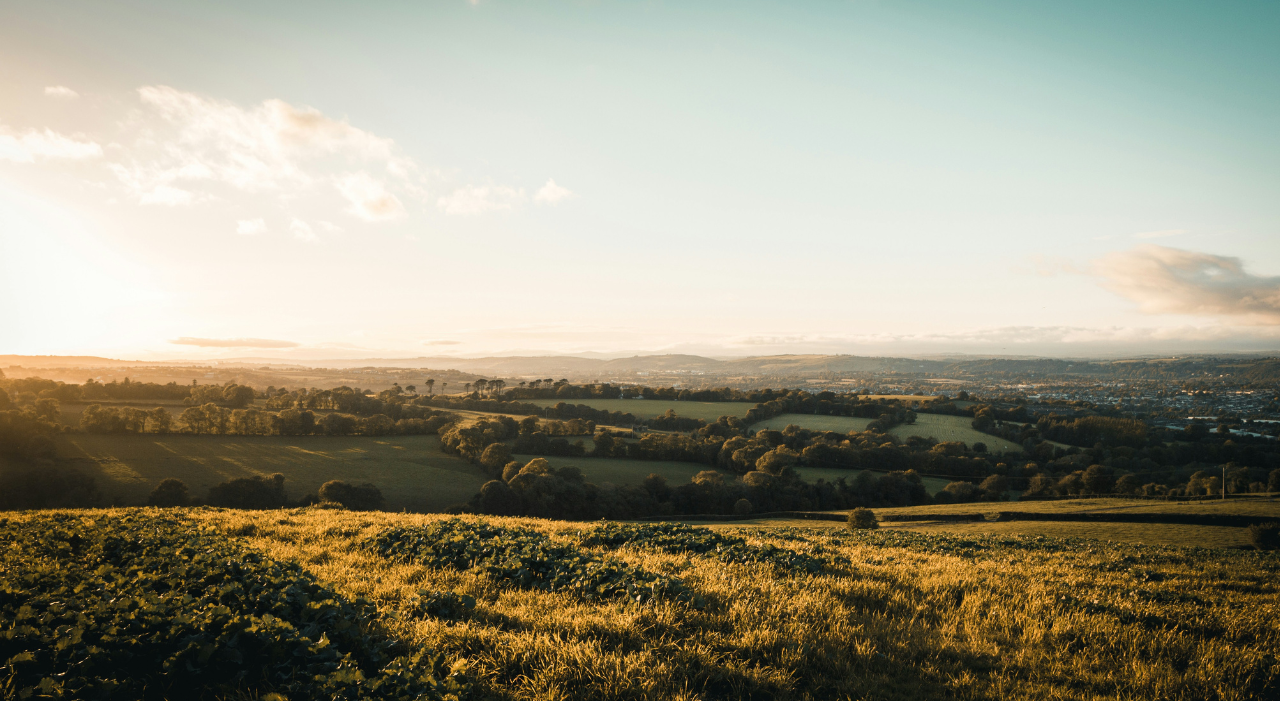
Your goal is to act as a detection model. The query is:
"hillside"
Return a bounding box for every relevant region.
[3,508,1276,700]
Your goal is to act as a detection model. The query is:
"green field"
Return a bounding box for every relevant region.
[53,434,488,512]
[528,398,752,422]
[870,496,1280,518]
[513,453,711,484]
[751,412,1024,453]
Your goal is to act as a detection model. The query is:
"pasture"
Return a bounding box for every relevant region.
[751,412,1024,453]
[527,398,752,422]
[188,509,1280,698]
[52,434,488,512]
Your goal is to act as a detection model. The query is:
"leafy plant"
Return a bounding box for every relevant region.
[576,522,830,574]
[0,513,465,700]
[367,519,699,604]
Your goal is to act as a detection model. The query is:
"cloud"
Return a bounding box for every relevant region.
[139,185,196,206]
[236,218,268,235]
[534,178,574,204]
[424,340,462,346]
[107,86,414,210]
[0,126,102,162]
[1094,245,1280,322]
[1134,229,1187,239]
[335,171,405,221]
[44,86,79,99]
[289,218,318,242]
[436,185,525,215]
[170,337,300,348]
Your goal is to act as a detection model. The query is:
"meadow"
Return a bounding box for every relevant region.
[53,433,489,512]
[6,507,1274,700]
[751,412,1025,453]
[527,398,753,422]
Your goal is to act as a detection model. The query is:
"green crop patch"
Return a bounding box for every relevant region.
[366,519,699,605]
[0,513,464,700]
[576,522,835,575]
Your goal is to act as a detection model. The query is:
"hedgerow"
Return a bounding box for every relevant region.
[575,522,832,574]
[0,513,465,700]
[366,519,698,604]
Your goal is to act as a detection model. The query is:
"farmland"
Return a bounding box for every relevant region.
[792,466,953,495]
[527,398,752,422]
[52,433,488,512]
[6,507,1276,700]
[511,453,711,485]
[751,412,1025,453]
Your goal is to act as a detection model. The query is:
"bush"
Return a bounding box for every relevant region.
[733,498,753,515]
[404,589,476,620]
[147,478,191,507]
[206,473,287,509]
[1248,522,1280,551]
[318,480,385,511]
[848,508,879,530]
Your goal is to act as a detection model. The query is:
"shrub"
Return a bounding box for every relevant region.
[733,498,753,515]
[1248,522,1280,551]
[848,508,879,530]
[147,478,191,507]
[318,480,385,511]
[207,473,287,509]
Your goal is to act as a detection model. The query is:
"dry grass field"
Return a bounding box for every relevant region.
[24,507,1272,700]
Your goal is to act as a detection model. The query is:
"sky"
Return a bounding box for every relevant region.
[2,0,1279,360]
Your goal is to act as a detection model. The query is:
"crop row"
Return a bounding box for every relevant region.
[365,520,698,604]
[0,513,463,700]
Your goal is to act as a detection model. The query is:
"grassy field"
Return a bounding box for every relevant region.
[53,434,488,512]
[174,509,1280,698]
[882,519,1255,548]
[751,412,1024,453]
[528,398,752,422]
[512,453,711,485]
[869,496,1280,519]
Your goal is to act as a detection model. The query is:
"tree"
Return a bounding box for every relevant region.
[979,474,1009,500]
[148,479,191,507]
[1082,464,1114,495]
[425,379,435,396]
[733,498,753,515]
[318,480,385,511]
[207,473,287,509]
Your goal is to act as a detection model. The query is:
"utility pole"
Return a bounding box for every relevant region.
[1222,463,1227,500]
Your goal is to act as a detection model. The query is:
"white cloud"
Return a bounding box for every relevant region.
[0,126,102,162]
[44,86,79,99]
[139,185,196,206]
[335,171,405,221]
[436,185,525,215]
[107,86,414,208]
[534,178,574,204]
[317,220,343,233]
[236,218,268,235]
[1134,229,1187,239]
[289,218,318,242]
[1094,245,1280,323]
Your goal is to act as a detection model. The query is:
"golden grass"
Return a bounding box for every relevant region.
[54,506,1269,701]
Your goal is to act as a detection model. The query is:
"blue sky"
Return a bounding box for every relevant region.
[2,1,1278,359]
